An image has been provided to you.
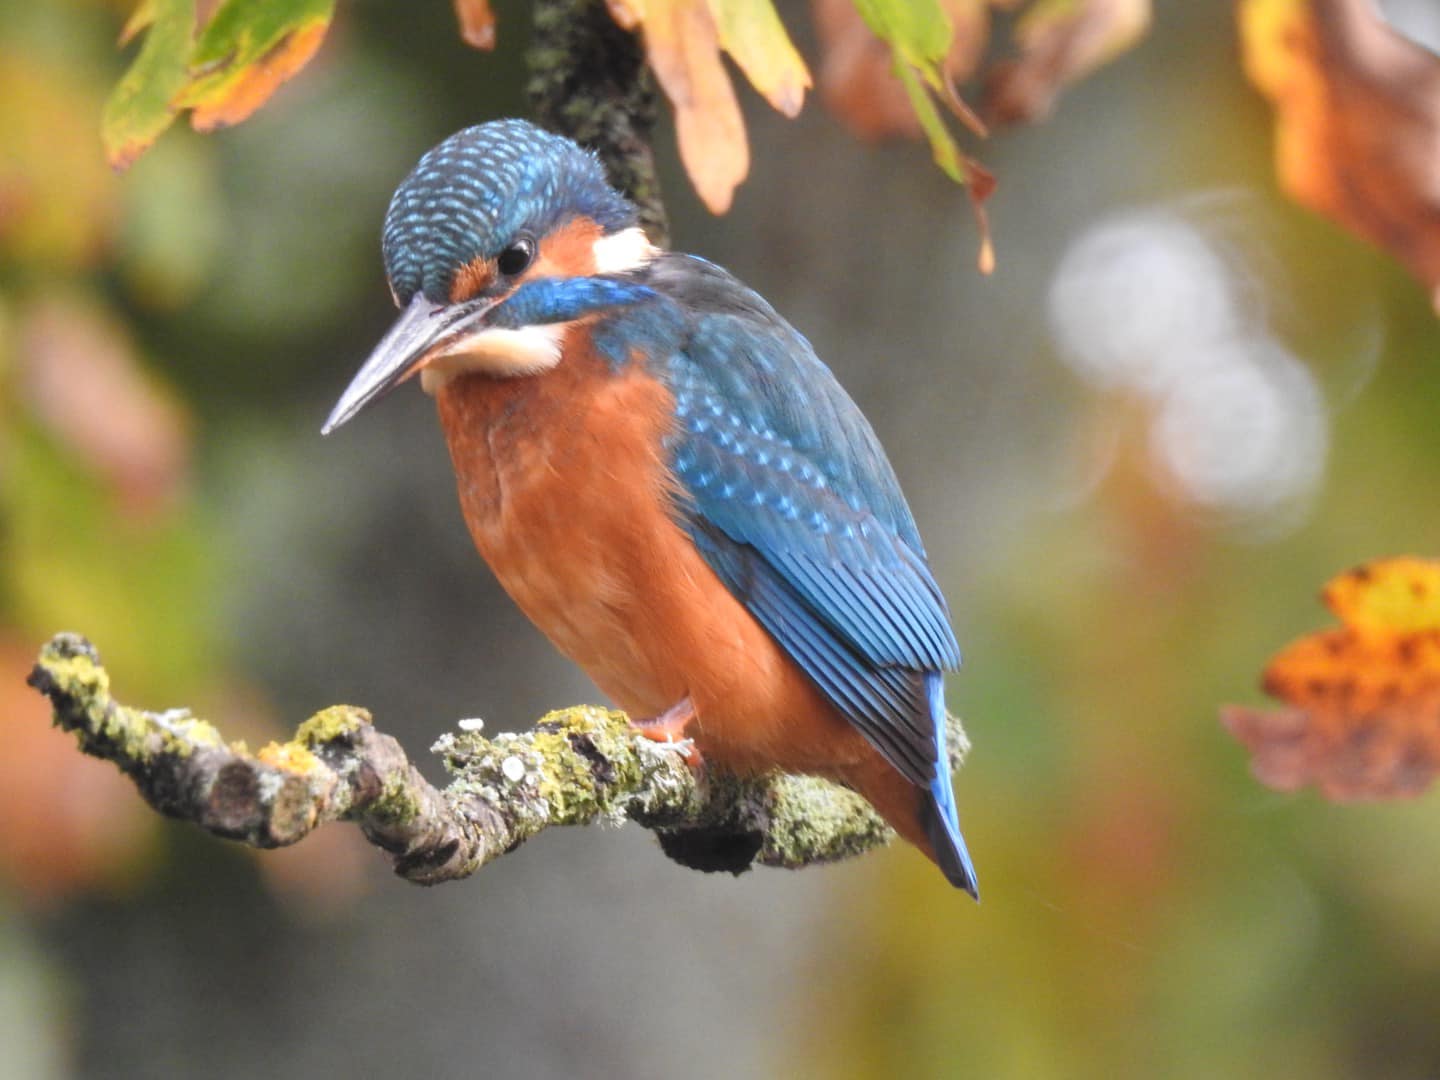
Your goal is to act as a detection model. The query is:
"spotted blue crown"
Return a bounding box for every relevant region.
[382,119,637,304]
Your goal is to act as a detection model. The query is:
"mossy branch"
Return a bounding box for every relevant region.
[527,0,669,247]
[26,633,969,882]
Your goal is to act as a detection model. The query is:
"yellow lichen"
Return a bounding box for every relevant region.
[296,705,369,747]
[257,740,321,775]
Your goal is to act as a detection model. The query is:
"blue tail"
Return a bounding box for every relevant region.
[921,673,978,898]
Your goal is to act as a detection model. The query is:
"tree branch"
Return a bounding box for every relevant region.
[526,0,669,247]
[26,633,969,882]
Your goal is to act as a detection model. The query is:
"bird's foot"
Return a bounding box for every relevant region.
[631,697,703,767]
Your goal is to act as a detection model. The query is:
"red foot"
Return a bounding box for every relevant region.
[631,697,703,767]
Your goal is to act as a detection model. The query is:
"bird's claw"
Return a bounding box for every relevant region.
[631,697,703,767]
[643,733,700,767]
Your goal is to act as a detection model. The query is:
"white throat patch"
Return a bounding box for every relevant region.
[419,323,568,394]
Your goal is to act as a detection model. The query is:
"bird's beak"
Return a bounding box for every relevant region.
[322,292,499,435]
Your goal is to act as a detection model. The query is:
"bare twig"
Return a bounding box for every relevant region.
[26,633,969,882]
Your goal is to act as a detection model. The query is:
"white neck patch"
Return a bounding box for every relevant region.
[419,323,568,394]
[592,226,659,274]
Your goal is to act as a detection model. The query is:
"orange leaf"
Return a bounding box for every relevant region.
[984,0,1151,126]
[1223,557,1440,801]
[180,19,329,131]
[1240,0,1440,313]
[629,0,749,213]
[453,0,497,50]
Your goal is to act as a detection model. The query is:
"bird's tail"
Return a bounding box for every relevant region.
[840,673,978,897]
[921,672,978,898]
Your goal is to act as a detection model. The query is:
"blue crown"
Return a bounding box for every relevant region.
[382,119,637,303]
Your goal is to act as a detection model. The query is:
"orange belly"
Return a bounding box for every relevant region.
[432,334,876,777]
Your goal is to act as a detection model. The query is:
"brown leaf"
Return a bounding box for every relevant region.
[1223,557,1440,801]
[453,0,497,50]
[17,295,192,518]
[984,0,1151,126]
[1241,0,1440,312]
[632,0,749,213]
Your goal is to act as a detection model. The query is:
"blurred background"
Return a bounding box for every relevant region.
[4,1,1440,1076]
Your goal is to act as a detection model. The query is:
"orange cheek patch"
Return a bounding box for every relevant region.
[450,256,496,303]
[531,216,602,278]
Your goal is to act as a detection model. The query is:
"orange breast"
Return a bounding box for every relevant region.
[432,330,875,777]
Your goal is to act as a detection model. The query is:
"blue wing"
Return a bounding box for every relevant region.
[630,256,961,787]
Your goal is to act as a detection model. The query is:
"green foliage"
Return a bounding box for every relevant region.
[853,0,972,183]
[101,0,336,168]
[102,0,196,169]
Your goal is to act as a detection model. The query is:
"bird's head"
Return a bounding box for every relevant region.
[323,119,656,434]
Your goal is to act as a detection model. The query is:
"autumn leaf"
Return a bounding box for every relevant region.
[621,0,750,213]
[102,0,197,169]
[984,0,1151,125]
[1222,557,1440,801]
[707,0,812,117]
[1240,0,1440,313]
[607,0,810,211]
[453,0,497,50]
[101,0,335,168]
[174,0,335,131]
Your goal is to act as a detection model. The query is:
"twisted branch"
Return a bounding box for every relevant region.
[26,633,968,882]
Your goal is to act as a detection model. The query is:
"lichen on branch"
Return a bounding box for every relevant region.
[26,632,968,881]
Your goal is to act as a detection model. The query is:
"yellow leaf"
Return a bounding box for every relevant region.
[705,0,811,117]
[1324,557,1440,635]
[630,0,750,213]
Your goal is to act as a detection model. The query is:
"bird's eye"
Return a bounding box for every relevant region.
[497,238,536,277]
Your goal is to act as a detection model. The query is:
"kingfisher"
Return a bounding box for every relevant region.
[323,119,977,896]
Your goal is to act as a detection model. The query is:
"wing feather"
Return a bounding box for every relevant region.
[630,255,961,785]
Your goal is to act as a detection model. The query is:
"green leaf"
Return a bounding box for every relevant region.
[101,0,197,170]
[894,58,964,182]
[851,0,951,79]
[173,0,336,130]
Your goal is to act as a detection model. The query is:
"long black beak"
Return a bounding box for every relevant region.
[322,293,498,435]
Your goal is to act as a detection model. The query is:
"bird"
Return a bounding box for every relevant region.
[323,119,977,896]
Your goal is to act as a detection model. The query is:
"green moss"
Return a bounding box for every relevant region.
[295,705,369,748]
[366,770,423,826]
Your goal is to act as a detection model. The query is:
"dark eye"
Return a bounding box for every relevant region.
[497,238,536,277]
